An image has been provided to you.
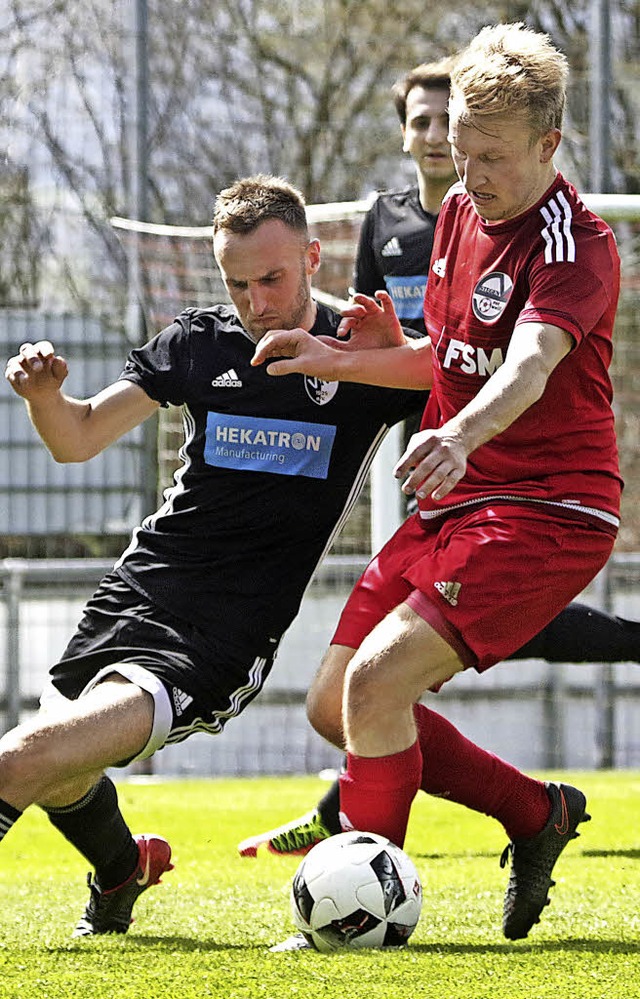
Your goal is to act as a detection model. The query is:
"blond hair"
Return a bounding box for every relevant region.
[213,174,309,238]
[450,23,568,136]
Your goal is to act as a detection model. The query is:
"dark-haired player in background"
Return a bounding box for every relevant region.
[353,56,458,331]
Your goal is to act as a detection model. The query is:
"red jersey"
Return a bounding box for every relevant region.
[421,172,621,531]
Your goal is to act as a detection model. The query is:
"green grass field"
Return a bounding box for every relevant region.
[0,772,638,999]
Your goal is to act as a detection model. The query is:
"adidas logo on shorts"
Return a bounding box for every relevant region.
[172,687,194,716]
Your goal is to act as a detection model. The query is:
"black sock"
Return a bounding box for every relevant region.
[317,773,343,835]
[510,601,640,663]
[43,776,139,890]
[0,798,22,844]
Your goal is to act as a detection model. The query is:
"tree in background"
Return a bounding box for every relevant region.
[522,0,639,193]
[0,165,44,306]
[0,0,637,314]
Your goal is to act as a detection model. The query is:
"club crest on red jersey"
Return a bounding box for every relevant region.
[472,271,514,323]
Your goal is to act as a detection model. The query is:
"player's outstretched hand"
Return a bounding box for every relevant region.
[395,428,468,502]
[337,291,406,349]
[251,328,344,379]
[5,341,69,399]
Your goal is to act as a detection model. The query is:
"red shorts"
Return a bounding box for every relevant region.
[332,503,615,672]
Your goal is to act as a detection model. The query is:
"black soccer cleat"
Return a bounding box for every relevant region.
[73,833,174,937]
[500,781,590,940]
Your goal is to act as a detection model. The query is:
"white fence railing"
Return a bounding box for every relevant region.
[0,554,638,777]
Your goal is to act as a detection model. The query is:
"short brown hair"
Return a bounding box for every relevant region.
[450,23,568,135]
[213,174,309,237]
[392,55,457,125]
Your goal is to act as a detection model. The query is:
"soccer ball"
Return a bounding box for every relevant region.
[290,830,422,953]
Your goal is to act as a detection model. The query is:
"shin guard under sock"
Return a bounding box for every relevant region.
[43,775,139,889]
[414,703,550,840]
[339,741,422,848]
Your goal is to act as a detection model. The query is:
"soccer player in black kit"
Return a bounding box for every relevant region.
[3,174,636,941]
[2,175,428,936]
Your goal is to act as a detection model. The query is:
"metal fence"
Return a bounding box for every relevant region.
[0,311,152,548]
[0,553,638,777]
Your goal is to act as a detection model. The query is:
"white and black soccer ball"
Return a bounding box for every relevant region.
[290,830,422,953]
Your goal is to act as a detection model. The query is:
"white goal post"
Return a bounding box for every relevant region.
[110,192,640,238]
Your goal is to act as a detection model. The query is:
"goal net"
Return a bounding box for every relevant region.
[111,199,371,329]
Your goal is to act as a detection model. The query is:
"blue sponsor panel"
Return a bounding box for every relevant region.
[385,275,427,320]
[204,412,337,479]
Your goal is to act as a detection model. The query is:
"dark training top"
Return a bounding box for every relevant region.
[115,303,425,649]
[353,186,437,335]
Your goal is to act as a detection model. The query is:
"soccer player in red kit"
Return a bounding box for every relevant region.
[253,23,622,942]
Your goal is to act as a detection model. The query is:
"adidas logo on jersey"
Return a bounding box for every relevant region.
[212,368,242,388]
[172,686,194,716]
[381,237,402,257]
[434,580,461,606]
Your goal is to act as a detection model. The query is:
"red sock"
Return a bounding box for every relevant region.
[413,703,550,840]
[339,741,422,848]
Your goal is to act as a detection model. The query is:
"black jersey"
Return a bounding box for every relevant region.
[114,303,425,647]
[353,186,437,335]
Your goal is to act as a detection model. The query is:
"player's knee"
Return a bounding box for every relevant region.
[0,712,89,806]
[306,688,343,746]
[306,669,344,746]
[306,644,353,745]
[0,725,52,800]
[343,656,399,730]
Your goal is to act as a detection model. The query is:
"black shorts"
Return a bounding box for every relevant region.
[48,572,279,758]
